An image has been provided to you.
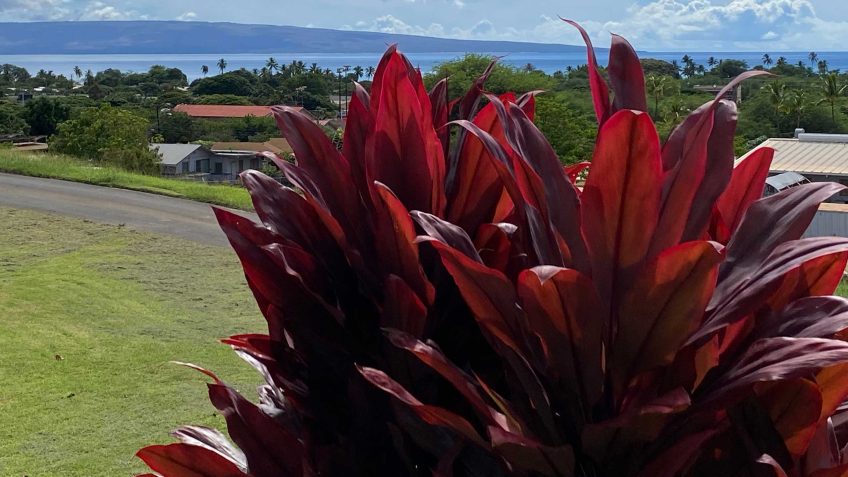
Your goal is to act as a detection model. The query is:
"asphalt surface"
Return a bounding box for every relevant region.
[0,173,256,246]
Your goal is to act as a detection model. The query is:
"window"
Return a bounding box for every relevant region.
[214,162,223,174]
[238,159,244,172]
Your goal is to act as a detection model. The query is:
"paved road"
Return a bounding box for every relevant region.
[0,173,256,246]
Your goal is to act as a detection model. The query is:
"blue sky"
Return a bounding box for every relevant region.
[0,0,845,51]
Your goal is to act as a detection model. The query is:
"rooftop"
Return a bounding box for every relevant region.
[149,143,203,165]
[745,133,848,177]
[211,138,293,156]
[173,104,304,119]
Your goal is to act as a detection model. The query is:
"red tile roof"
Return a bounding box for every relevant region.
[173,104,305,119]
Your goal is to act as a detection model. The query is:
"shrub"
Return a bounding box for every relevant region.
[139,23,848,477]
[52,104,159,173]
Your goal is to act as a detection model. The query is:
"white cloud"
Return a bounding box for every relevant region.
[177,11,197,21]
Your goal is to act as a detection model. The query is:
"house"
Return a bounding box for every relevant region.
[209,138,293,177]
[693,84,743,103]
[149,143,216,175]
[172,104,312,120]
[744,131,848,203]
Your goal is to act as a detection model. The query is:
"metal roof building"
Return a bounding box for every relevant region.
[750,133,848,177]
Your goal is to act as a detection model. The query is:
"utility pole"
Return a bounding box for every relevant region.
[337,68,343,119]
[342,65,351,118]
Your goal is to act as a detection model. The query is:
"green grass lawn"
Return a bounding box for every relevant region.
[0,150,253,210]
[0,207,264,476]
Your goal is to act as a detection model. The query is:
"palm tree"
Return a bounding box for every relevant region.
[523,63,535,72]
[776,56,787,67]
[266,57,279,75]
[646,75,669,118]
[765,81,787,118]
[784,90,809,129]
[762,53,773,67]
[819,72,847,123]
[73,66,82,81]
[809,51,819,68]
[818,60,829,75]
[707,56,717,67]
[217,58,227,75]
[309,63,320,74]
[366,66,376,79]
[664,98,688,127]
[200,65,209,77]
[353,65,364,81]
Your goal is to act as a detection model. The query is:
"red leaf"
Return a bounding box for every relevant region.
[680,100,739,242]
[367,51,445,214]
[613,241,723,399]
[712,147,775,243]
[372,183,436,305]
[385,329,510,431]
[342,82,374,202]
[382,275,428,336]
[756,378,823,456]
[607,33,647,113]
[411,211,481,262]
[563,19,611,125]
[207,383,303,477]
[517,266,604,414]
[431,240,523,351]
[445,93,512,233]
[357,366,488,447]
[137,444,249,477]
[696,238,848,344]
[581,110,662,307]
[702,337,848,404]
[272,107,364,236]
[564,162,590,183]
[170,426,247,471]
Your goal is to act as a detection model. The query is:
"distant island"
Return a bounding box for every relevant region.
[0,21,592,55]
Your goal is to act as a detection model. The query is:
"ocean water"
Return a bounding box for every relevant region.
[1,51,846,82]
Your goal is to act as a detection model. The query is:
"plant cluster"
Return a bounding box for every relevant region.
[130,23,848,476]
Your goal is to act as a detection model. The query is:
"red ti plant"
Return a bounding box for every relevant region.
[139,22,848,477]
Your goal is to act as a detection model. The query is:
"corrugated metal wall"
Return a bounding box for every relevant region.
[805,210,848,238]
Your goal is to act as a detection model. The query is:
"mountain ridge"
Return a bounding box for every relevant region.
[0,21,592,55]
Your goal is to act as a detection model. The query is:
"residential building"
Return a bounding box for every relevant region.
[210,138,293,177]
[692,84,743,103]
[744,131,848,203]
[149,143,217,175]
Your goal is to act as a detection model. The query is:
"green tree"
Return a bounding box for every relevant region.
[640,59,680,79]
[217,58,228,75]
[0,103,27,135]
[534,94,596,165]
[51,104,159,173]
[191,74,256,96]
[266,57,279,75]
[716,59,748,78]
[784,90,810,129]
[645,75,670,118]
[762,53,773,67]
[201,65,209,77]
[764,81,787,132]
[159,112,197,143]
[819,72,847,124]
[23,97,71,136]
[809,51,818,68]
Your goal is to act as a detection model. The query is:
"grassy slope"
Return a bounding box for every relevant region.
[0,150,253,210]
[0,207,263,476]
